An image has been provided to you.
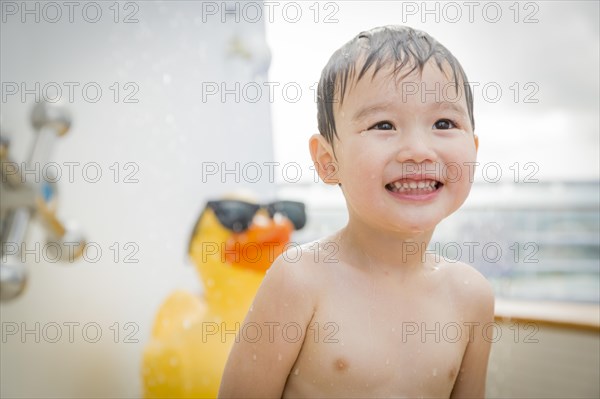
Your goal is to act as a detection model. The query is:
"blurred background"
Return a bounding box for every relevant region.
[1,1,598,398]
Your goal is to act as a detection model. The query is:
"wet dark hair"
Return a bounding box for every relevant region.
[317,25,475,144]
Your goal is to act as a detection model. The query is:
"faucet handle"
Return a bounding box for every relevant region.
[31,100,72,136]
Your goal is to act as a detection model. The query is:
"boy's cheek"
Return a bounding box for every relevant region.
[456,163,477,187]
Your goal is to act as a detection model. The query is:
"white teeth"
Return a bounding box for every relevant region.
[387,179,439,193]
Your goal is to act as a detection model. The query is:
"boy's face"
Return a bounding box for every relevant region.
[310,60,478,234]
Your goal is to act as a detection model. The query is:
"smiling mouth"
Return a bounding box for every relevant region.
[385,179,443,194]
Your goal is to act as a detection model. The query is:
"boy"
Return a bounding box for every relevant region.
[219,25,494,398]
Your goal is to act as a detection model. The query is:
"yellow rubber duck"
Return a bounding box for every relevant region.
[142,195,305,398]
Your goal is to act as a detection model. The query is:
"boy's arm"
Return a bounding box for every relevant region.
[450,270,495,399]
[219,254,317,399]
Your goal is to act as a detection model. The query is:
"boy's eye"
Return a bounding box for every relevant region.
[433,119,457,130]
[368,121,395,130]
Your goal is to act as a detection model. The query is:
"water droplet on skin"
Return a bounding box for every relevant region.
[293,368,300,375]
[252,354,257,361]
[432,368,438,376]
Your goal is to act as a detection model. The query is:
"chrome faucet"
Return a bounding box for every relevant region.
[1,101,86,301]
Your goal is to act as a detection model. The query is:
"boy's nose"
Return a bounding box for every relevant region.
[395,130,436,164]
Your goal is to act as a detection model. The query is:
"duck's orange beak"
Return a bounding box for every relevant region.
[224,215,293,273]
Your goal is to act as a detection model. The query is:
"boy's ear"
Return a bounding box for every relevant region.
[309,134,339,185]
[473,134,479,152]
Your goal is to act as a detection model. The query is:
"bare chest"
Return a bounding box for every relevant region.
[284,269,469,398]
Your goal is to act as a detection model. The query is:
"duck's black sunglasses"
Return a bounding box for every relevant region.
[206,200,306,233]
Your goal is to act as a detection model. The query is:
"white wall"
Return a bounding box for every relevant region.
[1,2,274,397]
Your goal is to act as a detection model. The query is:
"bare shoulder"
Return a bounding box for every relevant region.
[270,237,334,276]
[440,260,495,318]
[442,260,494,295]
[260,237,334,305]
[219,239,334,398]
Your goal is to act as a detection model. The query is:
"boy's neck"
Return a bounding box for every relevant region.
[339,216,435,273]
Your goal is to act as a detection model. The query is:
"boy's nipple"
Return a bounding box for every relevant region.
[334,357,349,372]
